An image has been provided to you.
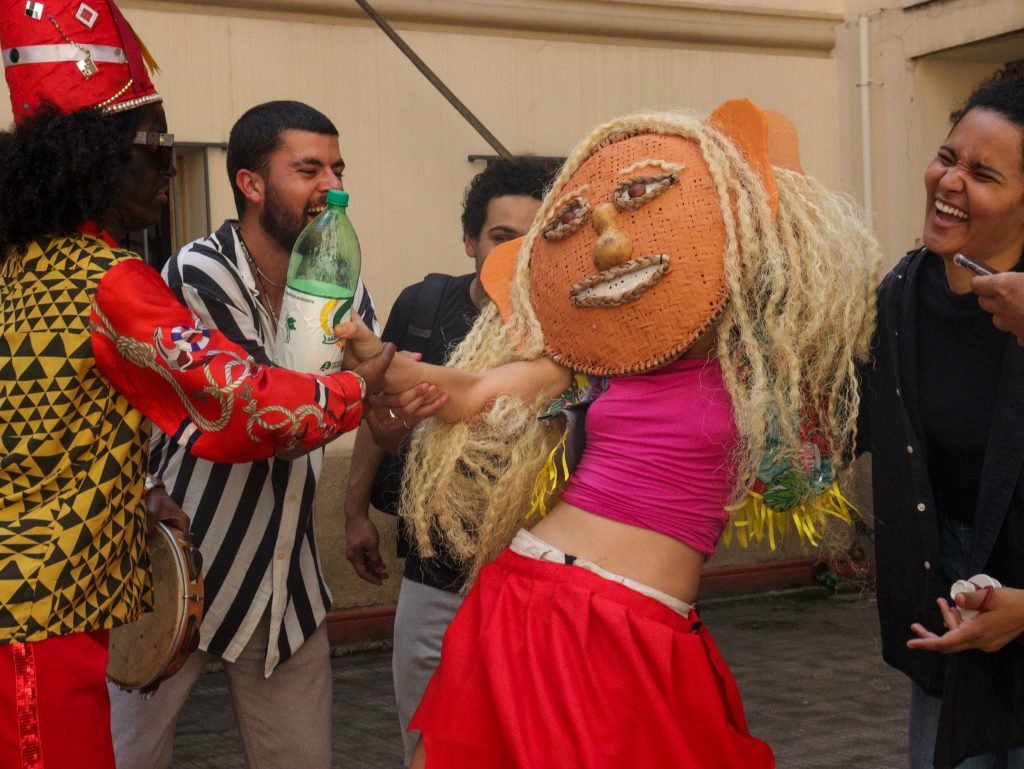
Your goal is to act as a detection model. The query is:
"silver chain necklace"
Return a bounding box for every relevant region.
[237,229,283,329]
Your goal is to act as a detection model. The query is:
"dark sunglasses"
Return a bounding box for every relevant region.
[133,130,175,170]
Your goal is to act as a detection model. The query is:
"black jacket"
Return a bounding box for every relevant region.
[859,248,1024,765]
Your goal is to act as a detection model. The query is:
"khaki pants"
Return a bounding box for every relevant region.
[108,612,331,769]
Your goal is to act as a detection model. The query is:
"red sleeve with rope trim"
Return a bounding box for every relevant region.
[90,258,363,463]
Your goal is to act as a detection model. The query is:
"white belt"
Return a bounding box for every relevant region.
[2,43,127,67]
[510,529,695,616]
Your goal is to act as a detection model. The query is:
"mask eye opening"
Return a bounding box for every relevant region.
[612,173,677,211]
[543,196,592,241]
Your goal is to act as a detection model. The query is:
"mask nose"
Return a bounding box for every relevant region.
[591,203,632,271]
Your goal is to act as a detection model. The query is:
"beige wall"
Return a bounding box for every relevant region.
[102,2,846,316]
[0,0,848,310]
[3,0,1021,609]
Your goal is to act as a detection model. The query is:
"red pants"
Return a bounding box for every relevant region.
[0,630,114,769]
[411,549,774,769]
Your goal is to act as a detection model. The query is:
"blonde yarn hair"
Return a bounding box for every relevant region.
[401,110,880,585]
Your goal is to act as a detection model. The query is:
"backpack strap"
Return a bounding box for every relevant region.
[402,272,452,356]
[370,272,454,518]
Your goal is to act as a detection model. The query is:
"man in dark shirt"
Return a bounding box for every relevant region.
[344,156,552,765]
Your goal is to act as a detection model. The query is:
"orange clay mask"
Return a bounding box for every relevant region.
[529,133,728,376]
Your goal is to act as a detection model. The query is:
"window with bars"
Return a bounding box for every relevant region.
[124,142,227,272]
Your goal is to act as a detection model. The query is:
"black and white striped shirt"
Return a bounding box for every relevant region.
[148,220,378,675]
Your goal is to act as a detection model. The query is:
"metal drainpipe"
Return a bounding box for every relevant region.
[858,13,874,231]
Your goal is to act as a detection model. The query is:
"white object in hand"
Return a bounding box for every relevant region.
[949,573,1002,622]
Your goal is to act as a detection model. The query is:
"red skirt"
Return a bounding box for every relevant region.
[0,630,114,769]
[410,549,774,769]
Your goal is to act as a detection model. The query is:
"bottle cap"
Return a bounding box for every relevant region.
[327,189,349,207]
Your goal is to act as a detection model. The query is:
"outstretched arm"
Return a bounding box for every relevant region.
[92,258,391,464]
[336,317,572,422]
[391,355,570,422]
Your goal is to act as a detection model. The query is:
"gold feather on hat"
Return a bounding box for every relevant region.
[126,19,160,75]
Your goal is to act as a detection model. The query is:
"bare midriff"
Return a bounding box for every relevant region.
[528,500,706,604]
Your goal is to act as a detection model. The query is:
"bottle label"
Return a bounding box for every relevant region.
[274,285,355,374]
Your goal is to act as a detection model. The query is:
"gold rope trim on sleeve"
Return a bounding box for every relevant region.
[90,304,331,446]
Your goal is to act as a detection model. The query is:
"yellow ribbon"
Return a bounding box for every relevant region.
[722,483,855,550]
[527,428,570,520]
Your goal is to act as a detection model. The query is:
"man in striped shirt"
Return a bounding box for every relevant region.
[109,101,379,769]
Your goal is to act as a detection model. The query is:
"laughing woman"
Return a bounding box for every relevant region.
[858,66,1024,769]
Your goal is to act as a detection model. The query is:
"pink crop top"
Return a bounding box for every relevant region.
[560,357,738,556]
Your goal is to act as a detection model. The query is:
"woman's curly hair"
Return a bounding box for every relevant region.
[0,104,142,256]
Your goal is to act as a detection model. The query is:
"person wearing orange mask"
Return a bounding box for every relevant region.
[339,102,879,768]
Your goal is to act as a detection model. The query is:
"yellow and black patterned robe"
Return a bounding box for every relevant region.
[1,235,148,642]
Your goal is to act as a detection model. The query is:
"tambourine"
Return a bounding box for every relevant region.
[107,521,204,696]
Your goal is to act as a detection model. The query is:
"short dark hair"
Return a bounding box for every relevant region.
[0,104,142,254]
[461,156,556,239]
[226,100,338,216]
[951,63,1024,166]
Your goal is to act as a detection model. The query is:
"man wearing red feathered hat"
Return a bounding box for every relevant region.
[0,3,393,767]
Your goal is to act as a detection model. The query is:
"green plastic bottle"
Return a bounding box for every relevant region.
[274,189,361,374]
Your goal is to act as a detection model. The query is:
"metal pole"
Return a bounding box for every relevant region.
[858,13,874,231]
[352,0,512,158]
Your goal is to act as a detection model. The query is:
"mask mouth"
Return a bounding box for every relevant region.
[569,254,670,307]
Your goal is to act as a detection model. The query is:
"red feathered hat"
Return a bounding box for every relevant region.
[1,0,161,123]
